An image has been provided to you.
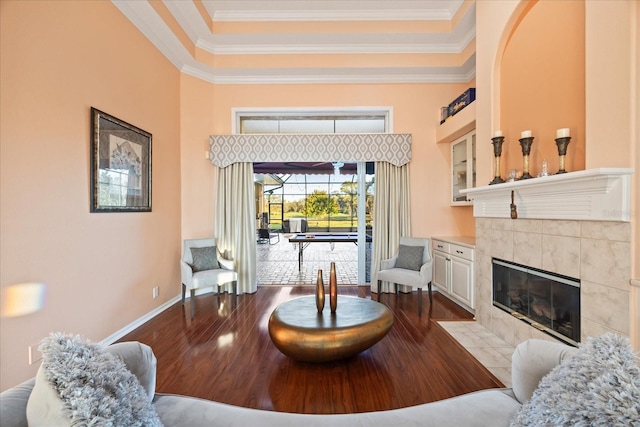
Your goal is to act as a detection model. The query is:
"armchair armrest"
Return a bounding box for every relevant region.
[380,255,398,271]
[180,260,194,288]
[217,255,235,271]
[419,258,433,279]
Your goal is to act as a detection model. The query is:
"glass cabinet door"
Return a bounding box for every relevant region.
[450,131,476,205]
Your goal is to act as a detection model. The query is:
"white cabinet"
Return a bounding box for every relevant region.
[451,131,476,206]
[432,237,475,312]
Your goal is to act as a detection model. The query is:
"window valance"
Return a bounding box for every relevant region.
[209,133,412,168]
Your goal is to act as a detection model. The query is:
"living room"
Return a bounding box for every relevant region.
[1,0,638,418]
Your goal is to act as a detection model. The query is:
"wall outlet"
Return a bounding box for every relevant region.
[152,286,159,299]
[28,344,42,365]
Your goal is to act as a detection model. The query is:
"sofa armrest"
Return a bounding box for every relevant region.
[0,378,35,427]
[511,339,578,404]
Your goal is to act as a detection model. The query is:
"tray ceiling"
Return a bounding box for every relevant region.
[112,0,476,84]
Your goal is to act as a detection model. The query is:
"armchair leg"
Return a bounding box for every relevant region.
[428,281,433,303]
[376,280,382,302]
[190,289,196,319]
[418,287,422,317]
[181,284,186,305]
[232,281,238,306]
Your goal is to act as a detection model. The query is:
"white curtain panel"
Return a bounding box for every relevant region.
[214,162,257,294]
[371,161,411,294]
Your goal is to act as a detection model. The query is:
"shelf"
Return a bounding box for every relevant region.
[436,101,476,144]
[460,168,634,221]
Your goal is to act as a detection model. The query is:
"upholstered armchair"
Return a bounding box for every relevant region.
[181,238,238,318]
[376,237,433,315]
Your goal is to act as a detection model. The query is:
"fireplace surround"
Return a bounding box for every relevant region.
[492,258,580,346]
[462,168,633,347]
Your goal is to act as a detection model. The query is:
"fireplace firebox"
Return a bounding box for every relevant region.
[492,258,580,346]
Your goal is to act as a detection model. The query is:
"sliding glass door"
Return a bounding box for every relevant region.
[241,110,387,285]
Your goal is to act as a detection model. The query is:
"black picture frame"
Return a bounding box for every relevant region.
[90,107,152,212]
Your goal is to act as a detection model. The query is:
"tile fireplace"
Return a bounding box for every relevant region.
[462,169,633,347]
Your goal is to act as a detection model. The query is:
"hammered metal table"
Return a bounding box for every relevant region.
[268,295,393,362]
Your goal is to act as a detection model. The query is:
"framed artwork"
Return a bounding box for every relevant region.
[90,107,152,212]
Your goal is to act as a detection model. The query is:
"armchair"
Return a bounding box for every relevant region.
[181,238,238,318]
[376,237,433,315]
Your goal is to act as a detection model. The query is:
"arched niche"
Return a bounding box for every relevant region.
[495,0,586,178]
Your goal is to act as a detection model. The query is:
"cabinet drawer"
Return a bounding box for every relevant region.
[432,240,450,253]
[450,244,474,261]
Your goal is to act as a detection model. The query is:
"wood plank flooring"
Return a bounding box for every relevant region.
[118,286,504,414]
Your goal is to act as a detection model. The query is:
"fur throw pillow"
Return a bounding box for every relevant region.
[511,333,640,426]
[35,332,162,426]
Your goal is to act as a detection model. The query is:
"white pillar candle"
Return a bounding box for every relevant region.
[493,130,503,138]
[520,130,532,138]
[556,128,570,138]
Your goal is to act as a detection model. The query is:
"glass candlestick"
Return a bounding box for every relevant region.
[518,136,534,180]
[489,136,505,185]
[555,136,571,174]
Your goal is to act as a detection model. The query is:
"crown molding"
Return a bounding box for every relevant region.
[202,0,464,22]
[182,61,476,85]
[112,0,192,69]
[208,9,454,22]
[115,0,476,84]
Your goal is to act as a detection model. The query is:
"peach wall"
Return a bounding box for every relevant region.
[585,1,634,169]
[179,82,477,244]
[180,74,217,239]
[477,0,639,350]
[500,0,585,177]
[0,1,181,390]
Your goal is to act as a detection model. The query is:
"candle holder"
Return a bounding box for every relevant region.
[518,137,534,180]
[489,136,505,185]
[555,136,571,174]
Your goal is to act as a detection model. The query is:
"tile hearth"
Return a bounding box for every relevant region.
[438,320,514,388]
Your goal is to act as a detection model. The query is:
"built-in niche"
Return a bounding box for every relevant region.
[499,0,586,177]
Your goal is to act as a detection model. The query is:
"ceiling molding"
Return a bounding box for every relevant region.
[114,0,476,84]
[206,9,455,22]
[182,54,475,85]
[196,39,475,55]
[113,0,192,69]
[202,0,465,22]
[190,2,475,55]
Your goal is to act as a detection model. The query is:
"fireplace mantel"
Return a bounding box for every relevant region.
[461,168,634,222]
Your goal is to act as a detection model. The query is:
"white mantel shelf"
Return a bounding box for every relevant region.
[461,168,634,222]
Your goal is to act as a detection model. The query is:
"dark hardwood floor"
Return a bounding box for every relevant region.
[118,286,504,414]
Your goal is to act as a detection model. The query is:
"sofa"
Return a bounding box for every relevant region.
[1,334,637,426]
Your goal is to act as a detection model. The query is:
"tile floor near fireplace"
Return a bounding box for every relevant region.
[438,320,514,387]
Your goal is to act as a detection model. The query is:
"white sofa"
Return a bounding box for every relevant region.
[0,338,579,427]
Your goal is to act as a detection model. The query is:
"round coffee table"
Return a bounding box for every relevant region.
[268,296,393,362]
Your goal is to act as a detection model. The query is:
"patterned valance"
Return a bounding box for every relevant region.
[209,133,412,168]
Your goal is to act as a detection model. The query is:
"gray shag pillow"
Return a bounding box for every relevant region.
[191,246,220,272]
[27,333,162,426]
[395,245,424,271]
[511,333,640,426]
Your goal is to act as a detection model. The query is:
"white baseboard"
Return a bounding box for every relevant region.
[100,288,225,345]
[101,295,181,345]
